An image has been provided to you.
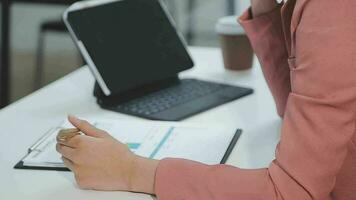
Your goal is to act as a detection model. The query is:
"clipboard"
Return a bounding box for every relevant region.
[14,126,242,171]
[14,127,71,171]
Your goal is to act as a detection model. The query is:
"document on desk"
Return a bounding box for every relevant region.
[15,119,241,170]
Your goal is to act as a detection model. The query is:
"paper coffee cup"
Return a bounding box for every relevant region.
[216,16,253,70]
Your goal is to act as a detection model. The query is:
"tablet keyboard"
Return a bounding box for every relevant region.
[117,79,222,115]
[115,79,253,120]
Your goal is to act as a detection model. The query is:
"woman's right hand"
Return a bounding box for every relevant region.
[56,116,159,193]
[250,0,278,17]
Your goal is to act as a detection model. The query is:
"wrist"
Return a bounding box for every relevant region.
[130,155,159,194]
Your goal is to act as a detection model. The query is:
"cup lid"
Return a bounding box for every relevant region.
[216,16,245,35]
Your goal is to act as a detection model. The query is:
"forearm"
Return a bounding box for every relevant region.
[155,159,278,200]
[250,0,278,17]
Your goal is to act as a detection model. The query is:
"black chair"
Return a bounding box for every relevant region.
[34,19,76,89]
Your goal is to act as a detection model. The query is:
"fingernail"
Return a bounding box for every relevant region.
[68,115,79,122]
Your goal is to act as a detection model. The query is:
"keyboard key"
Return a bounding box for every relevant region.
[117,79,226,115]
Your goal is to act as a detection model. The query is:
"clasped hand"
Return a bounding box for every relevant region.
[56,116,158,194]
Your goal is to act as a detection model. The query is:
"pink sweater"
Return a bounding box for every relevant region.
[154,1,356,199]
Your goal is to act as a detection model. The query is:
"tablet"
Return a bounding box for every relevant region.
[64,0,194,96]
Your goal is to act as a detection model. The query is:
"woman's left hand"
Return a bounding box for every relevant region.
[56,115,159,193]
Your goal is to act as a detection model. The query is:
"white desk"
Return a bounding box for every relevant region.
[0,47,281,199]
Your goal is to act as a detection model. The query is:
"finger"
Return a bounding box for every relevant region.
[68,115,108,138]
[57,135,80,149]
[56,143,77,161]
[62,156,75,172]
[57,129,80,143]
[58,135,90,149]
[56,135,80,148]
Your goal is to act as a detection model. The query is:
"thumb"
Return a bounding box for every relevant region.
[68,115,108,138]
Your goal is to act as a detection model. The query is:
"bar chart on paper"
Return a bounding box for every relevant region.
[126,143,141,150]
[84,121,225,162]
[93,120,235,164]
[93,121,176,157]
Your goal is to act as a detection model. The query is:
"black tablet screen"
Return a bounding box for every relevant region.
[67,0,194,95]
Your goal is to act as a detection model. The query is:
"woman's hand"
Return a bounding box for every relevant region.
[250,0,278,17]
[56,115,159,194]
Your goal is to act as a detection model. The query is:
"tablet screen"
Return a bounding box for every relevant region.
[66,0,194,95]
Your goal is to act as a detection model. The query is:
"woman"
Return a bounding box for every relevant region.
[56,0,356,199]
